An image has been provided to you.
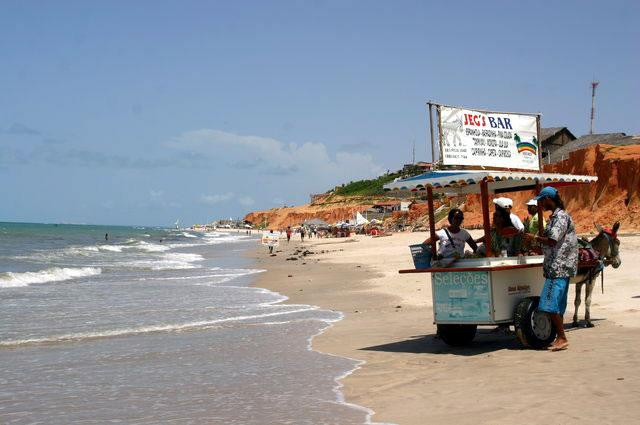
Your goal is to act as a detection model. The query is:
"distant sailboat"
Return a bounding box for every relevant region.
[174,219,180,230]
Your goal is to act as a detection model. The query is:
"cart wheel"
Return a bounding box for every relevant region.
[437,324,477,346]
[514,297,556,349]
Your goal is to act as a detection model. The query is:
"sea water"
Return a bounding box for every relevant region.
[0,223,373,424]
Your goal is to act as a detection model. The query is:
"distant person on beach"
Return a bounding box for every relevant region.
[523,187,578,351]
[105,233,108,241]
[268,230,275,254]
[286,226,292,243]
[422,208,477,259]
[300,228,305,242]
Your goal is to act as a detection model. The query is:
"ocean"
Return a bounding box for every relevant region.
[0,222,373,424]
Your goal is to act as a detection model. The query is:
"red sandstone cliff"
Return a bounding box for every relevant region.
[243,196,376,229]
[243,144,640,233]
[458,144,640,232]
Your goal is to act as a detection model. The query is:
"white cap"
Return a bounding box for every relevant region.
[492,197,513,209]
[526,199,538,206]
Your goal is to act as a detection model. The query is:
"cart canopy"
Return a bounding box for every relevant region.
[383,170,597,195]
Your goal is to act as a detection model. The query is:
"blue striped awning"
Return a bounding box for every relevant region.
[383,170,597,194]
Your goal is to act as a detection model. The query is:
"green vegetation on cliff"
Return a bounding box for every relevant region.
[333,172,402,196]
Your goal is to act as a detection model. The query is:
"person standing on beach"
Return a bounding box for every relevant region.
[267,229,275,254]
[300,227,305,242]
[523,187,578,351]
[286,226,292,243]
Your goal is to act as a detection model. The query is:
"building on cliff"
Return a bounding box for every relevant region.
[539,128,640,164]
[549,133,639,163]
[402,161,433,174]
[540,127,577,162]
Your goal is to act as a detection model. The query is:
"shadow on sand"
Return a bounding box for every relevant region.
[568,318,606,328]
[360,322,603,356]
[360,330,520,356]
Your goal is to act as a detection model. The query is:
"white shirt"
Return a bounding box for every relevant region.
[510,213,525,232]
[435,228,471,257]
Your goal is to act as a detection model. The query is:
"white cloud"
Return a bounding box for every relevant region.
[238,196,254,206]
[200,192,234,205]
[173,129,386,213]
[169,129,384,185]
[199,192,255,207]
[149,190,164,200]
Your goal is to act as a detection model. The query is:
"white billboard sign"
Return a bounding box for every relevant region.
[261,231,281,247]
[439,106,540,170]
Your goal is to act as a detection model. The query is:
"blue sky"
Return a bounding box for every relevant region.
[1,1,638,226]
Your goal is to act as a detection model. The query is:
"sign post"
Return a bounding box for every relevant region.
[428,102,436,165]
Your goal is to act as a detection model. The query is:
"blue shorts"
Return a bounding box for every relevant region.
[538,277,570,315]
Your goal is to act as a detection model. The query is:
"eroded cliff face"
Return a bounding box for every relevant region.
[547,144,640,232]
[458,144,640,232]
[243,196,376,229]
[243,144,640,233]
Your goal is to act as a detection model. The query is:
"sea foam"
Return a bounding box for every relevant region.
[0,306,317,347]
[0,267,102,288]
[120,252,205,270]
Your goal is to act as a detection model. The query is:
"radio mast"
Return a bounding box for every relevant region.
[590,80,599,134]
[412,138,416,164]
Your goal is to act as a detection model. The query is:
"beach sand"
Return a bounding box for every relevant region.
[252,232,640,425]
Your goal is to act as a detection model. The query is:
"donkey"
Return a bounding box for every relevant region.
[571,221,622,327]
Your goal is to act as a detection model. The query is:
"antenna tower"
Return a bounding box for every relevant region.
[412,138,416,164]
[590,80,599,134]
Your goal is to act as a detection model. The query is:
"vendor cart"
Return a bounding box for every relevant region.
[385,169,598,348]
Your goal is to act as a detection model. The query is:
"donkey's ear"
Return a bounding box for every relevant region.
[613,221,620,233]
[594,222,603,233]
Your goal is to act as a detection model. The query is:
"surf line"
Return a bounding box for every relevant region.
[0,307,318,347]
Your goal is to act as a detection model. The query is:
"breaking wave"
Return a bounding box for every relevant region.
[0,267,102,288]
[119,253,204,270]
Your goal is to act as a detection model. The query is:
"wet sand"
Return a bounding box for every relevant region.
[252,233,640,425]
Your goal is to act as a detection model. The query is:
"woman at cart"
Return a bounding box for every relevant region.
[422,208,477,260]
[475,208,523,257]
[523,187,578,352]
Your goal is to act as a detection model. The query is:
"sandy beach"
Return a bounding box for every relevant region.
[252,232,640,425]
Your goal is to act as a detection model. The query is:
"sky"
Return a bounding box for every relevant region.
[1,0,638,226]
